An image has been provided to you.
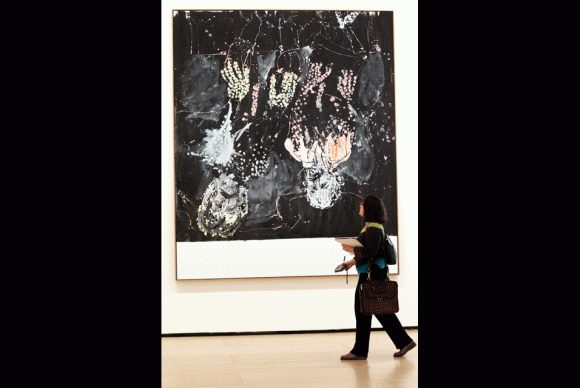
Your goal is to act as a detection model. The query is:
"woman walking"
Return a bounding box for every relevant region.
[340,195,416,360]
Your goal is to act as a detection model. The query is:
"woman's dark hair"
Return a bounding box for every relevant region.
[362,195,388,224]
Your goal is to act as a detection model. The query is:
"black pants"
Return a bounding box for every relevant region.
[351,267,413,357]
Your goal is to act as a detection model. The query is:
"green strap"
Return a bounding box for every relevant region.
[361,222,383,233]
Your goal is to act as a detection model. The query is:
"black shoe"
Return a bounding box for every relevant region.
[393,341,416,357]
[340,352,367,360]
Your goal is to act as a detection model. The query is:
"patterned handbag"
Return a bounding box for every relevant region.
[359,259,399,315]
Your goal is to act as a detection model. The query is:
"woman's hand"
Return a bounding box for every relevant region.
[343,259,356,271]
[341,245,356,270]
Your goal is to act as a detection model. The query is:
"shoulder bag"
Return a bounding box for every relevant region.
[359,257,399,315]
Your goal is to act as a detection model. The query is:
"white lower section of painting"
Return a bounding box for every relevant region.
[176,237,398,279]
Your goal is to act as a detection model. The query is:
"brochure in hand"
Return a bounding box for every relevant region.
[334,237,363,247]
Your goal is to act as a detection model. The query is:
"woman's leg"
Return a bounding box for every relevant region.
[351,276,373,357]
[374,312,413,350]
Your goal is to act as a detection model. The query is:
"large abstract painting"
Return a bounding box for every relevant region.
[173,10,398,279]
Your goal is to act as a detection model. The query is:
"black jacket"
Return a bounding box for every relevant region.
[353,224,386,269]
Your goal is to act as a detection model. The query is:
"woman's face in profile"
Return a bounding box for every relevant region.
[359,201,364,218]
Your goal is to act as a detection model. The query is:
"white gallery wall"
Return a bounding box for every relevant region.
[162,0,417,334]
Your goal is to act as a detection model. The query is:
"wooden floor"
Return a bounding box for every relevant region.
[162,329,418,388]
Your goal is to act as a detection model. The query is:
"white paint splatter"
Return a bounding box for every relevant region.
[200,102,251,166]
[335,11,360,29]
[302,167,344,209]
